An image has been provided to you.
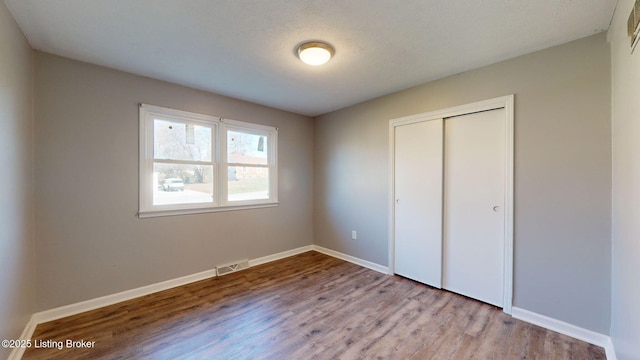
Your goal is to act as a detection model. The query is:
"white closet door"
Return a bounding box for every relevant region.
[394,119,443,288]
[443,109,506,307]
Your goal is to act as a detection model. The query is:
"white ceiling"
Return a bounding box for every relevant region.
[5,0,617,117]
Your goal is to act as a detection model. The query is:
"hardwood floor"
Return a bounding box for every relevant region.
[23,251,606,359]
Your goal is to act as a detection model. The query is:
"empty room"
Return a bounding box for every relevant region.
[1,0,639,359]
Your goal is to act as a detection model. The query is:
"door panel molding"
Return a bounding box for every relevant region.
[394,119,444,288]
[443,109,506,307]
[388,95,514,314]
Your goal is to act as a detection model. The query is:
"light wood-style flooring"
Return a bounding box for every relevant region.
[23,251,606,359]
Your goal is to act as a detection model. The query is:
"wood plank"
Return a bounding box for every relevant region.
[22,251,606,359]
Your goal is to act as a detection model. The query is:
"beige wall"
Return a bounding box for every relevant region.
[0,1,35,357]
[609,1,640,358]
[314,33,611,333]
[33,52,314,310]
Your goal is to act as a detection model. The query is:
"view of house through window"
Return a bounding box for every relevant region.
[139,104,278,217]
[153,119,214,206]
[227,129,269,201]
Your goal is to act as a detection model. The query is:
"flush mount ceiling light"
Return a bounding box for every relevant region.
[297,41,335,66]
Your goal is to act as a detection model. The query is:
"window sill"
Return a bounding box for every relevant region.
[138,202,279,218]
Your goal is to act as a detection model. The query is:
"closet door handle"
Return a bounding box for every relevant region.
[492,206,500,212]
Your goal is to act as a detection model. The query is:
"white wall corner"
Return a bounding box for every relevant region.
[511,307,616,360]
[8,316,38,360]
[602,337,618,360]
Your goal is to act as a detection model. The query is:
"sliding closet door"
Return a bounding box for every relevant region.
[394,119,443,288]
[443,109,506,307]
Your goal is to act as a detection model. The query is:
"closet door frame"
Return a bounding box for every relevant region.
[388,95,514,314]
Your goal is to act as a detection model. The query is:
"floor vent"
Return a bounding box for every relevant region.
[216,259,249,276]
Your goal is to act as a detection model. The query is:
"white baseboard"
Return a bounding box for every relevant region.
[311,245,389,274]
[15,246,619,359]
[31,267,219,325]
[602,337,617,360]
[31,245,315,325]
[512,307,617,360]
[8,317,38,360]
[9,245,390,360]
[249,245,314,267]
[10,268,221,360]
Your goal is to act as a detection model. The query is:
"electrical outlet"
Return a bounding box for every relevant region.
[351,230,357,240]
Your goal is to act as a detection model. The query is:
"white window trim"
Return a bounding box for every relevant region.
[139,104,278,218]
[218,119,279,208]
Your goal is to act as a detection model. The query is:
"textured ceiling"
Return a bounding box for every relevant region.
[6,0,617,116]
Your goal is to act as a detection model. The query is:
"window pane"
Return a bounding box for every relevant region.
[153,163,214,205]
[228,166,269,201]
[154,119,212,161]
[227,130,268,165]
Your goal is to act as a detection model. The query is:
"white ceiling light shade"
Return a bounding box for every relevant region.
[297,41,335,66]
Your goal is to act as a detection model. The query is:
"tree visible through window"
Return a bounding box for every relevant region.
[139,104,278,217]
[153,118,214,206]
[227,130,270,201]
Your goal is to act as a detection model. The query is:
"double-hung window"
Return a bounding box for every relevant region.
[139,104,277,217]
